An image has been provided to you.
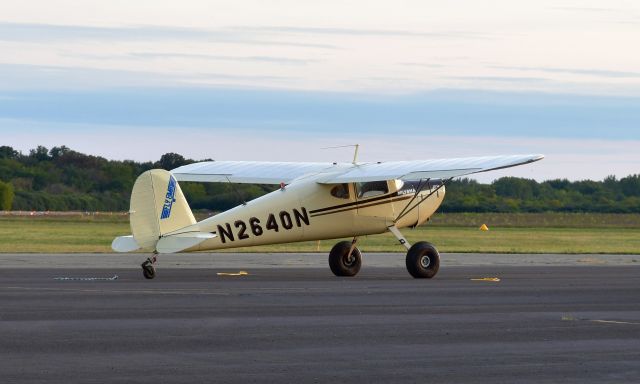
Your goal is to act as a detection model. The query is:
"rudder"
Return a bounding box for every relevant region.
[129,169,196,250]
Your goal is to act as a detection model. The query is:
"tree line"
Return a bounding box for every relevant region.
[0,145,638,213]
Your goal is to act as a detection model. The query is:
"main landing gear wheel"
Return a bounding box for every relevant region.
[141,257,156,280]
[405,241,440,279]
[329,241,362,277]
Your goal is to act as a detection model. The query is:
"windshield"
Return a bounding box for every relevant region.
[355,181,389,199]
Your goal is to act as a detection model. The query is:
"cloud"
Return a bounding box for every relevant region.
[231,26,495,40]
[549,6,640,26]
[0,21,338,49]
[494,66,640,79]
[0,63,178,90]
[399,63,446,68]
[0,21,211,42]
[0,21,501,48]
[447,76,551,84]
[191,72,294,82]
[129,52,318,65]
[551,7,620,13]
[0,63,296,91]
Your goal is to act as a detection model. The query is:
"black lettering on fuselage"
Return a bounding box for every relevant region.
[217,208,309,244]
[217,223,234,244]
[266,214,279,232]
[280,211,293,230]
[293,207,310,227]
[249,217,263,236]
[235,220,249,240]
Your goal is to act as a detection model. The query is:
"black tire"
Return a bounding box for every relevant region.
[329,241,362,277]
[142,264,156,280]
[405,241,440,278]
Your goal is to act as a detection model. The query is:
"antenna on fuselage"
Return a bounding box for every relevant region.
[321,144,360,164]
[352,144,359,164]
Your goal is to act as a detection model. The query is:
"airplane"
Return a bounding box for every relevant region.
[112,154,544,279]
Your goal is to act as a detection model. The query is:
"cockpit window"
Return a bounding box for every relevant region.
[355,181,389,199]
[330,183,350,199]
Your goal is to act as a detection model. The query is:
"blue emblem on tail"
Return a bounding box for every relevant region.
[160,176,177,220]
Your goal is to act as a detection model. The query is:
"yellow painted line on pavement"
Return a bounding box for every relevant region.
[470,277,501,282]
[216,271,249,277]
[589,319,640,325]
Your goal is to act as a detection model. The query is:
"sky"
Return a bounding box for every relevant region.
[1,0,639,182]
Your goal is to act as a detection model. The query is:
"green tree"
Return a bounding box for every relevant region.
[155,153,193,170]
[0,179,14,210]
[29,146,50,162]
[619,175,640,196]
[181,182,207,203]
[49,145,71,159]
[493,177,536,199]
[0,146,20,159]
[2,145,640,213]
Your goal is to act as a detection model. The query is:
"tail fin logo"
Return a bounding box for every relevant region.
[160,176,177,220]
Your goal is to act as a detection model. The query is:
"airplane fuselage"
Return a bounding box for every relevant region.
[173,177,445,252]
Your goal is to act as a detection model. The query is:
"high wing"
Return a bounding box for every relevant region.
[317,154,544,183]
[171,154,543,184]
[172,161,349,184]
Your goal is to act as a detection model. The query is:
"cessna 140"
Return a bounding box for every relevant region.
[112,154,543,279]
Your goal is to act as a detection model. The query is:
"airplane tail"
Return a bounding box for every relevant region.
[112,169,198,252]
[130,169,197,248]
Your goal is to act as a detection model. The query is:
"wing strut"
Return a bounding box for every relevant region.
[225,176,247,206]
[394,177,453,223]
[394,178,430,222]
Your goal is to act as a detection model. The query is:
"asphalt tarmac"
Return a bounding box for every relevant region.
[1,258,640,383]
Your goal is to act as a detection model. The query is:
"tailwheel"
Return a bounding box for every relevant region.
[329,241,362,277]
[141,256,157,280]
[405,241,440,278]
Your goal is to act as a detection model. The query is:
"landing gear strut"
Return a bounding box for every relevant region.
[388,225,440,279]
[141,254,157,279]
[328,239,362,277]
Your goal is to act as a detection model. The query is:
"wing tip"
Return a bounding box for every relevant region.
[531,154,545,162]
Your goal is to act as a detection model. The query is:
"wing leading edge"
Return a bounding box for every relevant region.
[171,155,544,184]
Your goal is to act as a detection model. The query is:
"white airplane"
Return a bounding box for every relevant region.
[112,154,543,279]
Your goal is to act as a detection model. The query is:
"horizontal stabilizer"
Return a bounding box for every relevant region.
[156,232,217,254]
[112,235,140,253]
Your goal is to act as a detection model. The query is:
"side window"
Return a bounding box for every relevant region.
[330,184,350,199]
[355,181,389,199]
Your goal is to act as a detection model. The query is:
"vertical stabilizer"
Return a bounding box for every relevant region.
[129,169,196,250]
